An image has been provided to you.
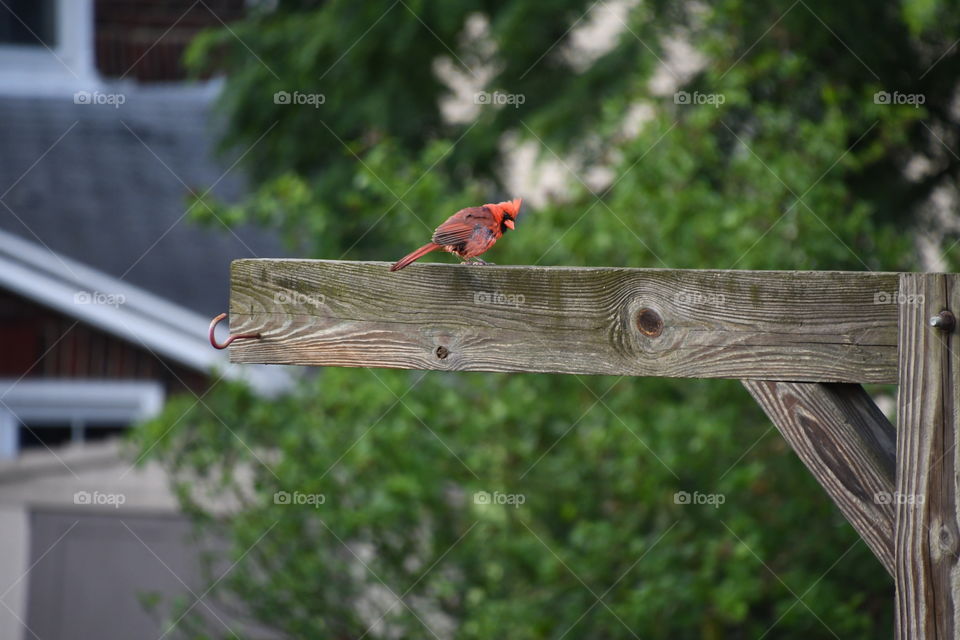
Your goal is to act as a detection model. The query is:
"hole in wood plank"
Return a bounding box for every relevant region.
[435,346,450,359]
[636,308,664,337]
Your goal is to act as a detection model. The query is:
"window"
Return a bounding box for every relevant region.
[0,0,96,95]
[0,0,57,47]
[18,421,129,450]
[19,423,72,449]
[0,380,164,458]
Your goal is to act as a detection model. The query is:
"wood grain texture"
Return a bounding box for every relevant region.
[742,380,896,576]
[895,273,960,639]
[227,260,901,382]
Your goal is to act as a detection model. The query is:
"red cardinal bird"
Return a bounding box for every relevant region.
[389,198,522,271]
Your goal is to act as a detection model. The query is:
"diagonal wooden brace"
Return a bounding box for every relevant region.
[743,381,896,576]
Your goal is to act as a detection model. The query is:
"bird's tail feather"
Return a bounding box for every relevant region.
[390,242,440,271]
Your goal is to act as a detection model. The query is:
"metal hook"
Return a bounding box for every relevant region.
[209,313,261,350]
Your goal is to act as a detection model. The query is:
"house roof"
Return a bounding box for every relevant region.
[0,82,285,318]
[0,227,292,395]
[0,82,294,395]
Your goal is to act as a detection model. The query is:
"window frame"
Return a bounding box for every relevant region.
[0,0,96,94]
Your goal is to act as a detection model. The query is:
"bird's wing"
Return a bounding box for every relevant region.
[432,206,493,246]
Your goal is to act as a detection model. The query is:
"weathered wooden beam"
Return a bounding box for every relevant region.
[228,260,900,383]
[742,381,896,576]
[895,273,960,639]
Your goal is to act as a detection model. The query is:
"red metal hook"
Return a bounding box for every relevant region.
[209,313,261,350]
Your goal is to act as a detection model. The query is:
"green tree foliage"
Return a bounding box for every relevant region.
[138,0,960,636]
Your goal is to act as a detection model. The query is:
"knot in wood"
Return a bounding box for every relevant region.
[636,308,664,338]
[933,522,959,558]
[435,346,450,359]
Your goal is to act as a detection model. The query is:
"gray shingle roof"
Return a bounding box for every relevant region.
[0,84,285,317]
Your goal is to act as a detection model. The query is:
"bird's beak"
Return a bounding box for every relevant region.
[504,219,515,230]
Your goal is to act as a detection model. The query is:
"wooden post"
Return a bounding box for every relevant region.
[896,273,960,638]
[743,381,896,576]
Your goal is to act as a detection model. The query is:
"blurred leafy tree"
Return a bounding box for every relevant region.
[138,0,960,637]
